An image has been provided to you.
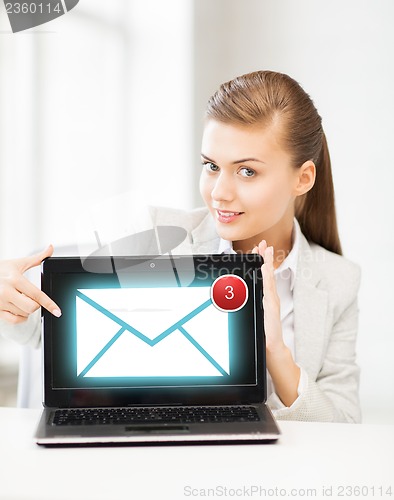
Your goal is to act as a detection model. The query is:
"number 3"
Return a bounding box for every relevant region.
[224,285,234,300]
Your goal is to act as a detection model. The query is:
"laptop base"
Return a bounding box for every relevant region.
[35,404,280,446]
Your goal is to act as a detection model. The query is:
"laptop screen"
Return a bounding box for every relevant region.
[42,255,265,407]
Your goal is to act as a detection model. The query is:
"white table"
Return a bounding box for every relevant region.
[0,408,393,500]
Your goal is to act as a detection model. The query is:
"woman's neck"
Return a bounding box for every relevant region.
[232,217,294,270]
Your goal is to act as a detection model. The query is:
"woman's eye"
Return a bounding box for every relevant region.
[202,161,219,173]
[239,167,255,177]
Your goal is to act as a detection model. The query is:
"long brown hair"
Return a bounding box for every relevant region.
[206,70,342,255]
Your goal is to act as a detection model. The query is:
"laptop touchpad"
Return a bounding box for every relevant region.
[125,425,190,433]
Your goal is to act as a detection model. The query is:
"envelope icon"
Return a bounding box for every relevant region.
[76,287,230,378]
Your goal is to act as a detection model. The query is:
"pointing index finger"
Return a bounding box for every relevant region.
[17,275,61,317]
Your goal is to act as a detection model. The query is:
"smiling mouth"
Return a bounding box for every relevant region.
[215,210,244,223]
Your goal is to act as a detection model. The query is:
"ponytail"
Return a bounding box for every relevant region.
[295,133,342,255]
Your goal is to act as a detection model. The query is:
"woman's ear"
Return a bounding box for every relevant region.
[293,160,316,196]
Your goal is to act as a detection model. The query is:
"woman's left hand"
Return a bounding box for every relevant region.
[252,240,301,407]
[252,240,285,354]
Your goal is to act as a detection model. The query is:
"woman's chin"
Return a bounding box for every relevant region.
[215,223,246,242]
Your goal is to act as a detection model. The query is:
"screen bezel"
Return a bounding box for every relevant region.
[41,254,266,408]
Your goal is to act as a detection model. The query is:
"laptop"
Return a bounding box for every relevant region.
[34,254,280,445]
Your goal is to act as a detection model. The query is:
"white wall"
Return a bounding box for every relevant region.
[193,0,394,424]
[0,0,193,259]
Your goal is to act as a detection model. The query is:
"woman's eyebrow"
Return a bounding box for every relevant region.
[201,153,216,163]
[201,153,265,164]
[232,158,265,164]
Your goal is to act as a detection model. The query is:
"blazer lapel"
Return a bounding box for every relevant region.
[293,234,329,378]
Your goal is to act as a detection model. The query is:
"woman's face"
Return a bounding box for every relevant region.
[200,120,301,251]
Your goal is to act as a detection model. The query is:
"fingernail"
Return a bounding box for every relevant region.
[52,309,62,318]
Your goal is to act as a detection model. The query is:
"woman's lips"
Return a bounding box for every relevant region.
[216,210,243,224]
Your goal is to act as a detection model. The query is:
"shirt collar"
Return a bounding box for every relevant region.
[217,217,301,291]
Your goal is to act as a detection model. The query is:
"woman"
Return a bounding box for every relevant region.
[0,70,361,422]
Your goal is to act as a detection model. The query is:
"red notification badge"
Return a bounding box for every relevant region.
[211,274,249,312]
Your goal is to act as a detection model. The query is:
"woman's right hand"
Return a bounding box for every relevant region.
[0,245,62,324]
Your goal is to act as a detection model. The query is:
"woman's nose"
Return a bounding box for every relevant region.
[211,173,234,202]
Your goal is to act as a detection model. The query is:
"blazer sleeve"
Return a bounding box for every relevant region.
[269,265,361,423]
[0,310,41,348]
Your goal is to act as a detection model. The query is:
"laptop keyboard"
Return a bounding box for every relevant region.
[52,406,261,426]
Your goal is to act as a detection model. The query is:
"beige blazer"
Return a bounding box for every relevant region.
[151,206,362,423]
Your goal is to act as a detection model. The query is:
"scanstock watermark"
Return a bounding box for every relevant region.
[2,0,79,32]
